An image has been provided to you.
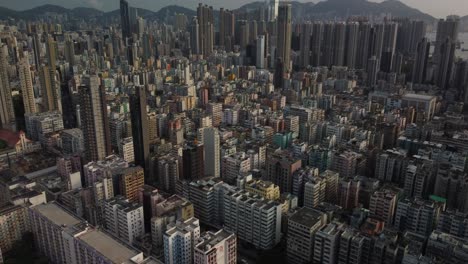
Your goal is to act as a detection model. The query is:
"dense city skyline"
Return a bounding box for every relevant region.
[1,0,468,18]
[1,0,468,263]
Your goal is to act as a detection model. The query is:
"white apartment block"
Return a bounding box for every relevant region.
[164,217,201,264]
[223,188,281,250]
[103,196,144,245]
[194,230,237,264]
[29,202,149,264]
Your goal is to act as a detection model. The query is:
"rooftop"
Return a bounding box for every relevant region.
[32,202,81,227]
[77,229,141,263]
[289,207,325,228]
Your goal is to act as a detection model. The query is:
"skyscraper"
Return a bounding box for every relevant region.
[0,45,15,129]
[202,127,220,178]
[130,86,150,180]
[381,23,398,72]
[370,24,385,61]
[333,22,346,66]
[311,22,323,67]
[412,38,430,84]
[256,35,266,69]
[436,37,456,90]
[276,3,292,73]
[219,8,235,51]
[120,0,131,40]
[434,16,460,65]
[164,218,200,264]
[197,4,214,57]
[182,142,205,181]
[32,33,41,68]
[367,56,380,88]
[356,22,371,69]
[300,22,313,68]
[322,23,334,67]
[18,58,37,114]
[79,75,111,162]
[40,36,61,113]
[345,22,359,69]
[190,17,200,55]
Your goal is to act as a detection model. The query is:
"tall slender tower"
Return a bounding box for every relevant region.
[412,38,430,84]
[32,33,41,68]
[356,22,371,69]
[219,8,235,51]
[436,38,456,90]
[0,45,15,129]
[41,36,61,113]
[130,86,150,181]
[277,3,292,73]
[120,0,131,40]
[79,75,111,162]
[19,58,37,114]
[434,16,459,65]
[311,22,323,67]
[381,23,398,72]
[202,127,220,178]
[333,22,346,66]
[322,23,335,67]
[300,22,312,68]
[257,35,266,69]
[197,4,214,57]
[345,22,359,69]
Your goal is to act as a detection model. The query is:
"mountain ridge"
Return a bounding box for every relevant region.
[0,0,447,26]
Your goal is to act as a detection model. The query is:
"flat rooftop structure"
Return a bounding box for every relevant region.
[77,229,142,264]
[402,93,436,101]
[32,202,81,227]
[289,207,325,228]
[195,230,234,252]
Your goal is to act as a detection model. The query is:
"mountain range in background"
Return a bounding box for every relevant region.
[0,0,467,31]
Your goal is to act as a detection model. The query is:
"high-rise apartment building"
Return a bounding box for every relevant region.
[314,222,345,264]
[151,194,194,250]
[164,217,201,264]
[223,188,282,250]
[79,75,111,162]
[219,8,235,52]
[437,209,468,239]
[102,195,144,245]
[287,207,328,264]
[276,3,292,73]
[266,152,302,193]
[202,127,220,178]
[394,198,443,236]
[0,45,15,129]
[197,4,214,57]
[412,38,430,84]
[29,202,147,264]
[119,166,145,202]
[221,152,250,184]
[120,0,131,40]
[130,86,150,179]
[119,137,135,163]
[18,58,36,114]
[194,230,237,264]
[183,142,205,181]
[369,187,399,224]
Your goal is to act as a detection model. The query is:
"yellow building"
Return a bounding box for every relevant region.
[120,166,145,202]
[245,180,280,201]
[0,204,29,253]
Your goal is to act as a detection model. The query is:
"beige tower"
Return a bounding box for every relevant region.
[0,45,15,129]
[19,58,37,114]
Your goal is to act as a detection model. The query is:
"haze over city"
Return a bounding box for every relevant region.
[1,0,467,18]
[1,0,468,263]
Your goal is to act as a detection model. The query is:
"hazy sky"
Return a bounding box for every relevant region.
[0,0,467,18]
